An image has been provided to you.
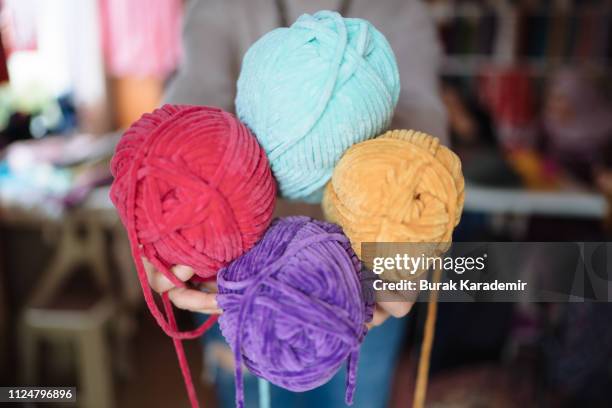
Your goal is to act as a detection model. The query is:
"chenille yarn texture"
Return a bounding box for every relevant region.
[235,10,400,202]
[217,216,374,408]
[110,104,276,336]
[322,130,465,279]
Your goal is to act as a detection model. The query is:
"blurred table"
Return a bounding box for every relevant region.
[0,185,120,309]
[464,183,608,219]
[0,186,116,228]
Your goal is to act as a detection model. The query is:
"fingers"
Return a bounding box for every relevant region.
[141,257,222,314]
[144,257,195,293]
[367,306,390,329]
[167,287,222,314]
[377,300,414,318]
[367,301,414,329]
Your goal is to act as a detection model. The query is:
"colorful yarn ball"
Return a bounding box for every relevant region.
[235,10,400,202]
[110,104,276,281]
[322,130,465,262]
[217,216,374,408]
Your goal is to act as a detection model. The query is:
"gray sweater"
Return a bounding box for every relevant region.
[164,0,447,142]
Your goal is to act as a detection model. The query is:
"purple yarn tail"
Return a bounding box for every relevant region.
[234,344,245,408]
[345,349,360,405]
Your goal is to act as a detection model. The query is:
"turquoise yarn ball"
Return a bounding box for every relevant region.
[235,10,400,202]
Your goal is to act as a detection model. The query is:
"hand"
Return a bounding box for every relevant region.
[143,257,222,315]
[143,257,412,324]
[368,301,414,328]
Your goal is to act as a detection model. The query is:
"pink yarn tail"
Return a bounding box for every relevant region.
[126,223,218,407]
[163,292,218,408]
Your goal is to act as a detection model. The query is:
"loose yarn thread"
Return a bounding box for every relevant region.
[216,216,374,408]
[413,266,442,408]
[110,104,276,407]
[236,10,400,202]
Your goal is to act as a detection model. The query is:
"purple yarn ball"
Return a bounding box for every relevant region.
[217,216,373,407]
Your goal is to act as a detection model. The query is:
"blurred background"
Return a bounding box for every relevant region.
[0,0,611,407]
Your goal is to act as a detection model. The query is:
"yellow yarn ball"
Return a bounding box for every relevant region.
[322,129,465,261]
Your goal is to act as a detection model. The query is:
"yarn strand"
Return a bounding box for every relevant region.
[163,293,200,408]
[345,349,360,404]
[413,266,442,408]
